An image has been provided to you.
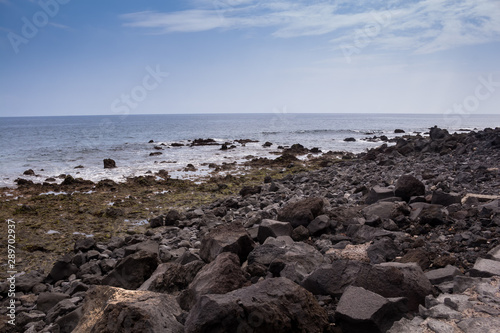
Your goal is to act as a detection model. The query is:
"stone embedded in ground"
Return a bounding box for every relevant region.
[277,197,327,228]
[178,252,248,310]
[257,219,293,243]
[469,258,500,277]
[335,286,407,333]
[425,265,463,285]
[395,175,425,202]
[103,158,116,169]
[365,186,395,204]
[184,277,328,333]
[101,250,160,290]
[199,222,255,263]
[72,285,184,333]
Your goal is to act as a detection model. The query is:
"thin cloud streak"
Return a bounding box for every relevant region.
[120,0,500,54]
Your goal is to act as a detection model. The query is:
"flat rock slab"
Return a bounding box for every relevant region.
[470,258,500,277]
[457,317,500,333]
[425,265,462,285]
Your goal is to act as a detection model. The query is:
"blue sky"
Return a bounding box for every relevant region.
[0,0,499,116]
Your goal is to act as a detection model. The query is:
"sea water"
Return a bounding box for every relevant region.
[1,113,498,187]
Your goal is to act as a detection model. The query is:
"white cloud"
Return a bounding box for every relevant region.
[120,0,500,54]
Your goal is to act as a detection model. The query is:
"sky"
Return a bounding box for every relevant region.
[0,0,499,117]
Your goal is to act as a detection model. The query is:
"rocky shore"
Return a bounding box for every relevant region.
[1,126,500,332]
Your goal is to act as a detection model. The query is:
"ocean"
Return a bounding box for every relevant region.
[1,113,499,188]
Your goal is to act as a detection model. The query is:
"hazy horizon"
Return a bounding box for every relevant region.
[1,0,499,117]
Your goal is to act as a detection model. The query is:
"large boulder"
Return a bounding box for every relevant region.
[277,197,328,228]
[101,250,160,290]
[354,262,432,311]
[184,277,328,333]
[394,175,425,202]
[199,222,255,263]
[179,252,249,310]
[72,285,183,333]
[335,286,408,333]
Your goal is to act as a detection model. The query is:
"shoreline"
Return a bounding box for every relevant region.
[1,126,500,332]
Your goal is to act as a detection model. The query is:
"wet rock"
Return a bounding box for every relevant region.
[23,169,35,176]
[429,126,450,141]
[277,197,328,228]
[257,219,293,244]
[101,250,160,290]
[178,252,248,310]
[199,222,255,263]
[72,285,183,333]
[103,158,116,169]
[335,286,407,333]
[344,137,356,142]
[184,277,328,333]
[395,175,425,202]
[263,141,273,147]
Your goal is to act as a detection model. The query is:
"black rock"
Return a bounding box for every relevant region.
[103,158,116,169]
[395,175,425,202]
[23,169,35,176]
